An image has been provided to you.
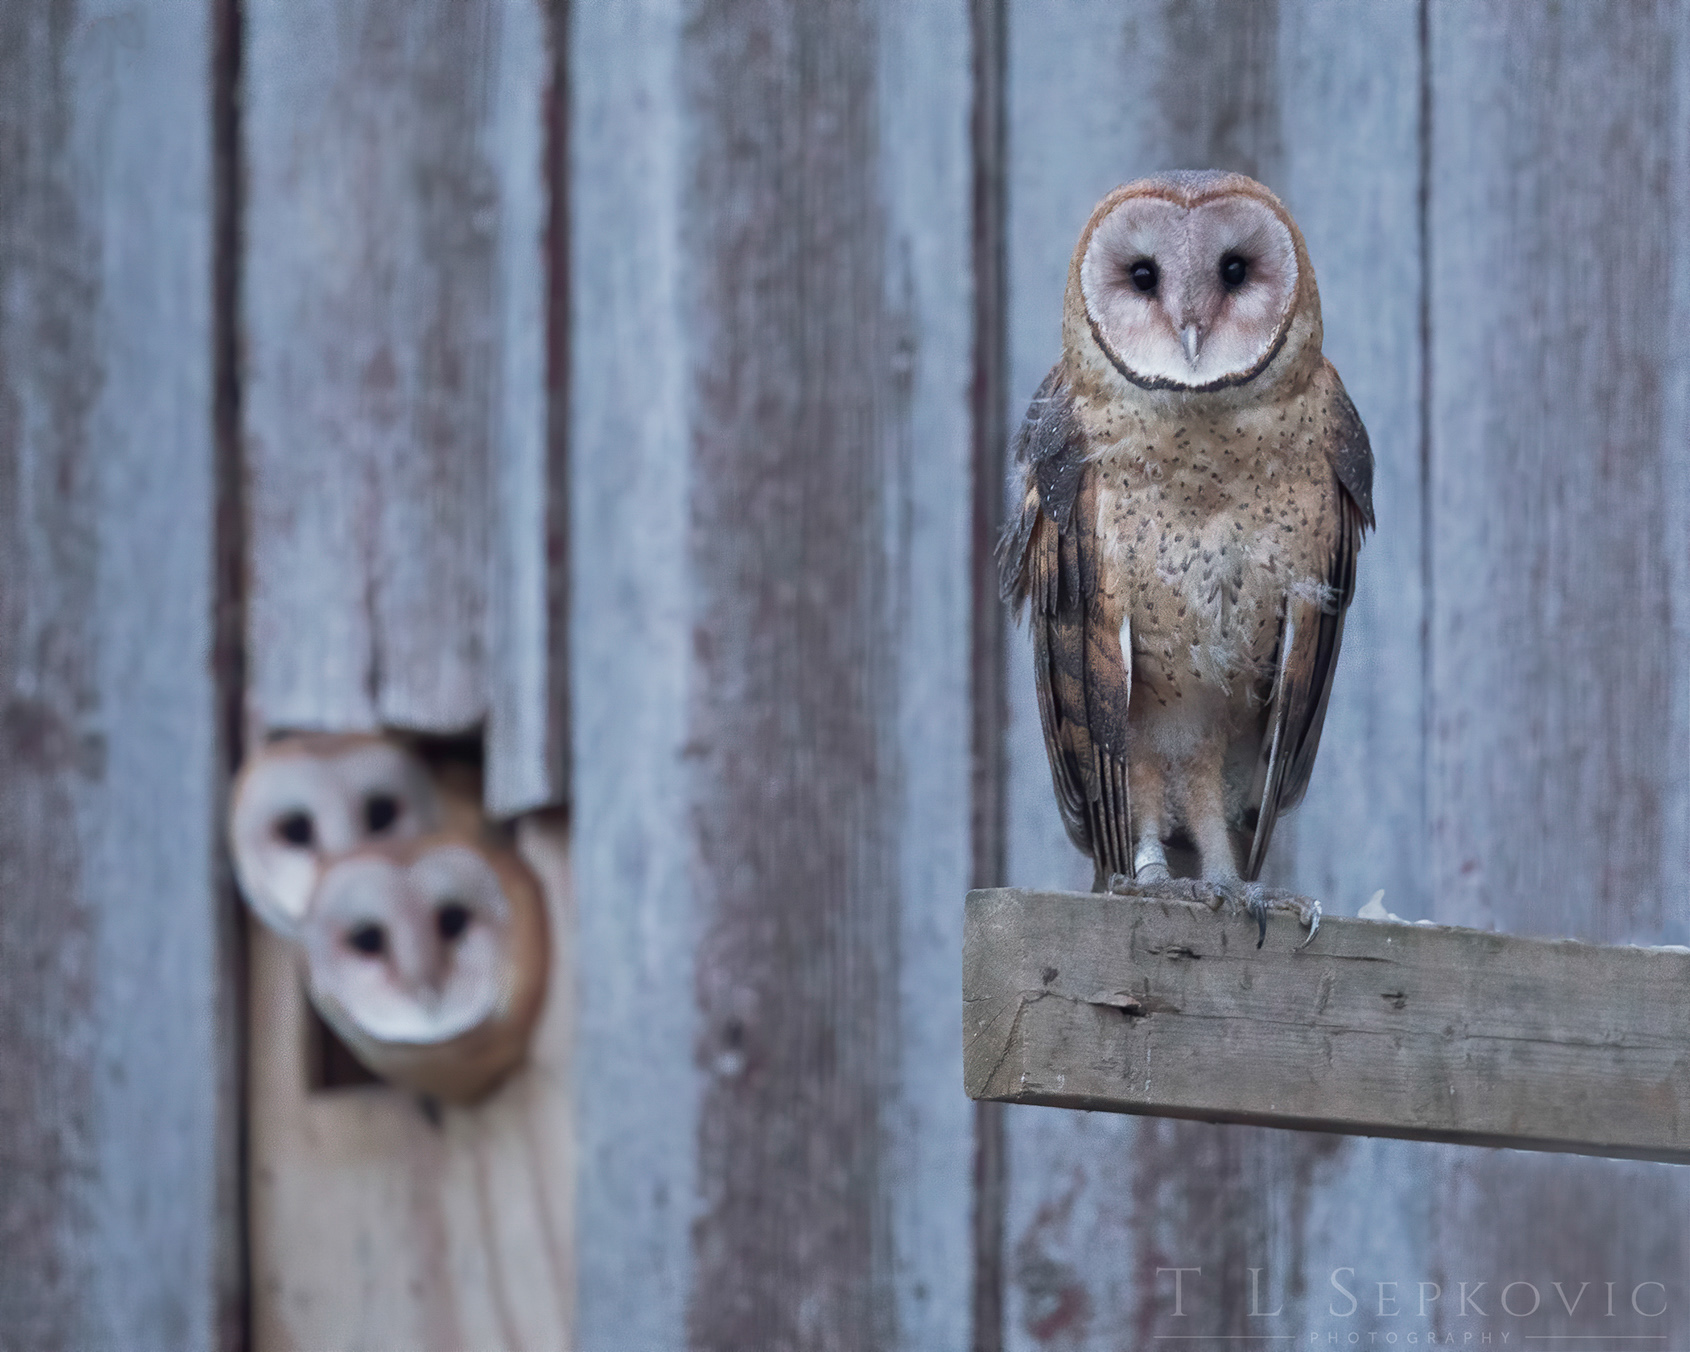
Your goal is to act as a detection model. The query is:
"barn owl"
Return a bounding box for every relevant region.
[300,832,548,1102]
[1001,171,1373,944]
[229,733,443,935]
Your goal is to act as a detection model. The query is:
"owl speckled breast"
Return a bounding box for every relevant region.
[1087,388,1337,709]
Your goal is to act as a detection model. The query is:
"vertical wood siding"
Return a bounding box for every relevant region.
[237,4,575,1345]
[247,816,576,1351]
[995,0,1690,1346]
[1000,3,1431,1342]
[13,0,1690,1345]
[570,6,698,1347]
[242,0,562,814]
[0,3,239,1348]
[1423,2,1690,1335]
[571,2,975,1347]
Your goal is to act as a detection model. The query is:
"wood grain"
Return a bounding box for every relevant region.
[568,4,698,1347]
[242,0,563,813]
[571,2,975,1347]
[1422,0,1690,1337]
[970,0,1011,1342]
[0,3,240,1346]
[968,888,1690,1161]
[249,813,574,1352]
[487,2,567,818]
[999,3,1428,1344]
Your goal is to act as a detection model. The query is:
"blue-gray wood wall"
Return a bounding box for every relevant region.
[4,2,1689,1348]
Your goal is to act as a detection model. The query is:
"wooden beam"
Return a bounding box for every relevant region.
[966,888,1690,1164]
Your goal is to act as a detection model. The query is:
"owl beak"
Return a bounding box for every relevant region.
[1180,323,1203,366]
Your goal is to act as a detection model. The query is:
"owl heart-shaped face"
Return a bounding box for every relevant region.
[302,840,519,1048]
[228,734,442,935]
[1079,183,1300,391]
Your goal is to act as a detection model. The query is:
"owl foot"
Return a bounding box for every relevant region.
[1219,882,1321,950]
[1105,874,1223,911]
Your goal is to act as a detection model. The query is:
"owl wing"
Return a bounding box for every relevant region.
[1000,367,1135,887]
[1244,369,1374,880]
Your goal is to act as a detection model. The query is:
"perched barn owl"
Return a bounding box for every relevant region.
[1001,171,1373,943]
[229,733,443,935]
[300,832,548,1102]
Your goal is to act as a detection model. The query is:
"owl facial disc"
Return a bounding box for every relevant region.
[1079,185,1299,391]
[228,734,442,935]
[304,842,513,1046]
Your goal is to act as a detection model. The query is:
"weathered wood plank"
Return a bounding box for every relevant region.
[571,2,975,1347]
[1428,3,1688,942]
[243,0,563,812]
[1421,0,1690,1335]
[486,3,567,818]
[968,888,1690,1161]
[0,4,239,1347]
[998,2,1428,1344]
[249,813,574,1352]
[968,0,1010,1342]
[569,5,697,1348]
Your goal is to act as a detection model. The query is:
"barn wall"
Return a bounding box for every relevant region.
[237,3,577,1347]
[570,2,976,1348]
[1422,0,1690,1328]
[999,4,1434,1344]
[993,0,1690,1346]
[241,0,564,816]
[6,1,1690,1348]
[0,3,241,1349]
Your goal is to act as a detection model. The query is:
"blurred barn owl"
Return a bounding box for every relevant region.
[1000,171,1374,943]
[300,832,548,1102]
[229,733,443,934]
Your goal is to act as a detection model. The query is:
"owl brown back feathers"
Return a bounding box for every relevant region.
[1001,171,1373,890]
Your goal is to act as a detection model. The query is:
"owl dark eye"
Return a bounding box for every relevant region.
[1128,259,1158,293]
[347,922,386,956]
[276,811,314,847]
[1220,254,1248,289]
[364,792,401,834]
[436,902,472,943]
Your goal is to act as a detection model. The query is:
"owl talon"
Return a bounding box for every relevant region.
[1233,885,1323,949]
[1244,883,1269,948]
[1294,898,1322,950]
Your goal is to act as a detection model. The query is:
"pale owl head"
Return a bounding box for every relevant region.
[1068,170,1318,393]
[228,733,441,935]
[300,834,548,1102]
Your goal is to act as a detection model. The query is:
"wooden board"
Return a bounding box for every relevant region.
[968,888,1690,1162]
[569,1,976,1347]
[249,813,574,1352]
[0,3,241,1347]
[241,0,563,814]
[997,3,1430,1344]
